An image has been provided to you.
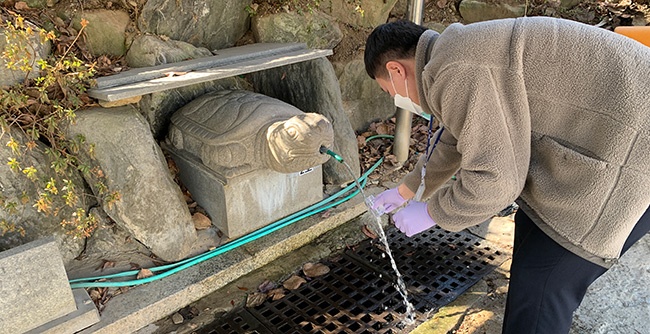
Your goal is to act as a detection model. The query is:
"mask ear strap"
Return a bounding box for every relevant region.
[389,71,398,94]
[404,78,409,99]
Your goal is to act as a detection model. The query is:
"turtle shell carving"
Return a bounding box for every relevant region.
[168,90,334,178]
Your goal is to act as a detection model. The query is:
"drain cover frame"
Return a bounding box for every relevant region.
[198,225,508,334]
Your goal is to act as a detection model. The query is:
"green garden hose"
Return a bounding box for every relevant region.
[69,156,385,288]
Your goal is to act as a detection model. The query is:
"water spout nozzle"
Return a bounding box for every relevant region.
[319,145,344,163]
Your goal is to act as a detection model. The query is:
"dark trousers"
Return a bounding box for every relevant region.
[502,206,650,334]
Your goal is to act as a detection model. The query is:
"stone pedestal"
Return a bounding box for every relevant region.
[167,147,323,239]
[0,238,99,334]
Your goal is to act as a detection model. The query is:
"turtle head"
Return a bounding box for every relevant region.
[266,113,334,173]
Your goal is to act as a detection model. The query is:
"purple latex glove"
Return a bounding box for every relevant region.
[371,187,407,214]
[393,201,436,237]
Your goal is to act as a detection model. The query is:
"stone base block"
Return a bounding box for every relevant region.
[0,238,76,334]
[167,147,324,239]
[27,288,100,334]
[0,238,99,334]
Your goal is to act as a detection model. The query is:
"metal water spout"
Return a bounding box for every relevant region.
[319,145,344,163]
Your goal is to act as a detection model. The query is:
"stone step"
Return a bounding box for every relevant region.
[88,43,332,102]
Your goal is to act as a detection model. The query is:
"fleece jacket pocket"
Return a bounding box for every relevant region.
[523,135,619,244]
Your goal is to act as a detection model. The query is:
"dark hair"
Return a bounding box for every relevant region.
[364,20,427,79]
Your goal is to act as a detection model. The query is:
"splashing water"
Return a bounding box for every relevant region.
[340,161,416,326]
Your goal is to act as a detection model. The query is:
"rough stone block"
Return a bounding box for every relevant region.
[167,147,324,239]
[66,106,198,262]
[0,238,76,334]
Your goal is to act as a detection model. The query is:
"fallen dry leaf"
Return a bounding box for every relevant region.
[246,292,267,308]
[373,242,387,253]
[192,212,212,230]
[100,290,112,304]
[320,209,332,219]
[283,275,307,290]
[14,1,30,10]
[268,288,286,301]
[258,279,277,293]
[89,289,101,302]
[368,173,381,180]
[53,16,66,29]
[362,225,378,239]
[136,268,154,279]
[376,123,390,135]
[303,262,330,278]
[357,135,367,148]
[95,259,116,272]
[237,286,249,291]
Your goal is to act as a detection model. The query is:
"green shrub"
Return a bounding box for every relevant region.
[1,14,118,239]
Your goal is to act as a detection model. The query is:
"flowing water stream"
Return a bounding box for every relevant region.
[340,160,416,326]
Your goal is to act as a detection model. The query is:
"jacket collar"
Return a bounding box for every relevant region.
[415,29,440,119]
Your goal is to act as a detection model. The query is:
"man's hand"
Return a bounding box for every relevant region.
[371,187,407,214]
[393,201,436,237]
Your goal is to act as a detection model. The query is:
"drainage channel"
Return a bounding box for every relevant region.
[197,225,508,334]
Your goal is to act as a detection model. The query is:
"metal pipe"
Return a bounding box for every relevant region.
[393,109,412,163]
[393,0,425,163]
[408,0,425,24]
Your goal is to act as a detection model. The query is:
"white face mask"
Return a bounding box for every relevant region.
[389,72,430,120]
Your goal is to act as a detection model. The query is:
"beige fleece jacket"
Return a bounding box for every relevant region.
[403,17,650,267]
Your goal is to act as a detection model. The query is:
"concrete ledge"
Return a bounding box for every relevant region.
[78,197,366,333]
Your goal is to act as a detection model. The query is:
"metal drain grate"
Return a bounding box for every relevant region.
[347,225,507,308]
[248,254,416,333]
[198,225,507,333]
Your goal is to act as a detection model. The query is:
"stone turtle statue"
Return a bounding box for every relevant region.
[167,90,334,178]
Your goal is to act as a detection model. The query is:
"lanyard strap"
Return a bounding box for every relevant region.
[425,121,444,162]
[414,121,443,202]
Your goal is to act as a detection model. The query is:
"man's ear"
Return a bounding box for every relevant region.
[385,61,407,80]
